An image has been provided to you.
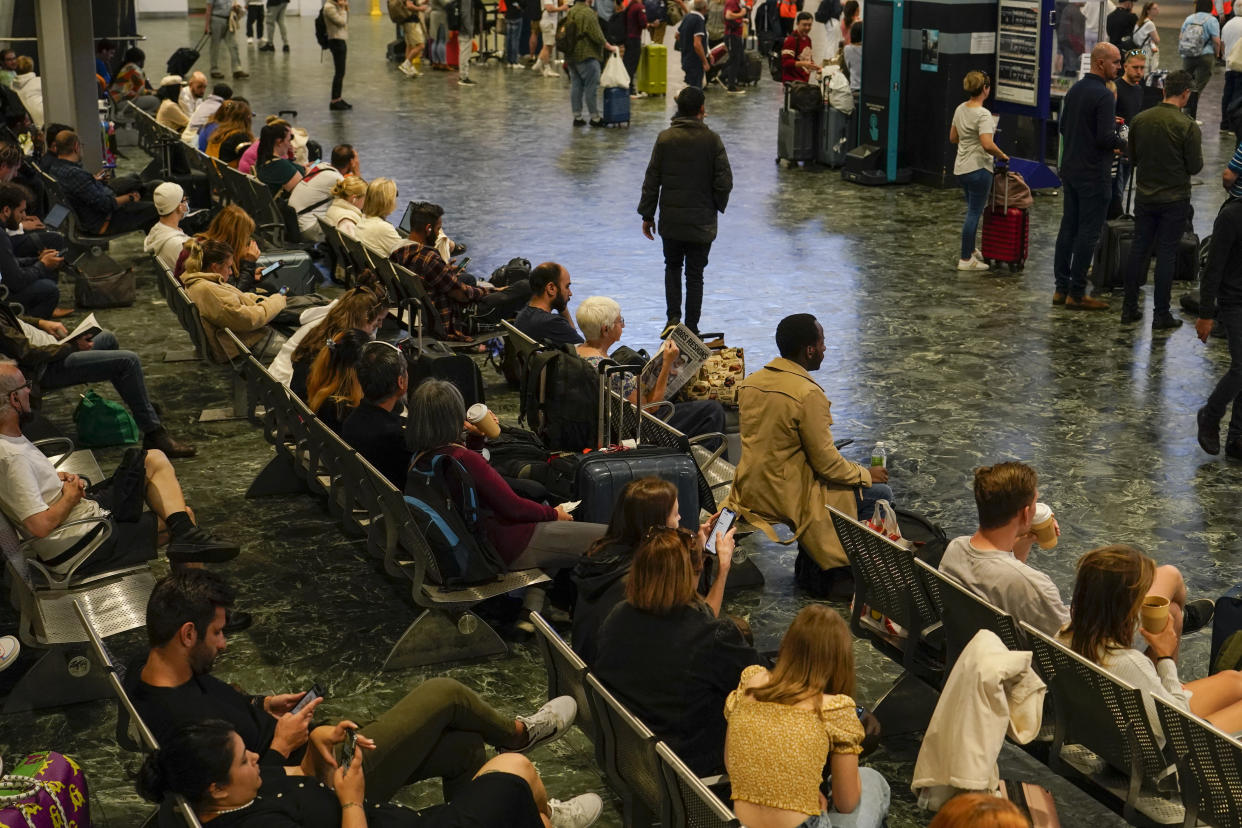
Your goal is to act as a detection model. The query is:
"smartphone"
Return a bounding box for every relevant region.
[259,261,282,277]
[704,507,737,555]
[289,684,324,715]
[334,727,358,771]
[279,285,289,295]
[456,256,471,270]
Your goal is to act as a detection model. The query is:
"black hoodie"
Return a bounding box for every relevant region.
[571,541,632,664]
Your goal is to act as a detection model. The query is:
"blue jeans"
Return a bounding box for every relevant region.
[38,330,161,433]
[505,19,522,64]
[1204,304,1242,442]
[798,768,892,828]
[11,278,60,320]
[569,58,601,118]
[856,483,894,523]
[1053,176,1112,298]
[958,168,992,261]
[1123,199,1188,315]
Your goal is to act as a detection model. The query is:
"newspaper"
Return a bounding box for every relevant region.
[637,324,710,402]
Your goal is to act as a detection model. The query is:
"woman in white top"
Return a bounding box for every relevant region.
[1133,3,1160,70]
[321,175,367,238]
[948,70,1009,272]
[352,177,409,256]
[1065,545,1242,740]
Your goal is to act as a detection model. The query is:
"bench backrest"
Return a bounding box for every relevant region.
[586,674,665,821]
[655,741,740,828]
[914,558,1025,670]
[1155,695,1242,828]
[529,611,596,745]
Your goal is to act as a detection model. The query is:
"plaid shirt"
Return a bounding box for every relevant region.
[43,156,116,233]
[391,242,483,340]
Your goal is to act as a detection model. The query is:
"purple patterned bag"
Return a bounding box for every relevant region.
[0,751,89,828]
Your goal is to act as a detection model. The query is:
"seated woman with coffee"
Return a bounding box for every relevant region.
[1063,545,1242,735]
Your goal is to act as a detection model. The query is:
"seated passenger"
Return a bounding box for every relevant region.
[724,313,892,602]
[11,57,43,130]
[321,174,367,238]
[137,718,604,828]
[342,340,410,487]
[940,462,1213,638]
[131,570,589,813]
[252,121,305,196]
[288,142,358,241]
[353,177,408,255]
[0,363,237,576]
[181,83,230,146]
[271,284,386,395]
[781,11,818,82]
[154,76,189,132]
[0,181,62,319]
[144,182,190,272]
[182,239,286,363]
[204,99,253,167]
[514,261,583,346]
[236,114,286,174]
[0,141,65,262]
[407,379,605,574]
[174,205,264,291]
[391,202,532,341]
[574,295,725,441]
[725,605,891,828]
[108,47,156,107]
[43,130,158,236]
[178,71,207,117]
[1065,545,1242,736]
[594,525,760,776]
[306,329,367,434]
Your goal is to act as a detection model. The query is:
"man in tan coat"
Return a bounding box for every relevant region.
[725,313,892,600]
[182,239,286,363]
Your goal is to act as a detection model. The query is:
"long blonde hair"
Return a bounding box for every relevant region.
[362,177,397,219]
[749,605,854,710]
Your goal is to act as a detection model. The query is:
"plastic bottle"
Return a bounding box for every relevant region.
[870,441,887,469]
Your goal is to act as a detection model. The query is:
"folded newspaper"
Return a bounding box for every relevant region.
[637,324,711,402]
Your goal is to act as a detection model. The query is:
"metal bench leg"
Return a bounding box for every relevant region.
[246,453,307,497]
[382,609,508,670]
[2,643,111,713]
[199,373,250,423]
[869,671,939,737]
[163,348,200,362]
[724,555,765,590]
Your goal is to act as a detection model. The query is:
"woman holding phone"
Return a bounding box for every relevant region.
[949,70,1009,272]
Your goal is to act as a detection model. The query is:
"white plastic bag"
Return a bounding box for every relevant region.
[601,52,631,89]
[824,66,854,114]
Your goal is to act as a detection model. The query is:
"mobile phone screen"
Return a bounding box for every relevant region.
[279,285,289,295]
[260,261,282,277]
[704,508,736,555]
[289,685,322,715]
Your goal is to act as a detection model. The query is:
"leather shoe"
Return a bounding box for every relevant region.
[1052,292,1066,306]
[51,307,74,319]
[1065,295,1109,311]
[1120,307,1142,324]
[1226,439,1242,460]
[143,427,197,459]
[1198,407,1221,455]
[223,610,253,634]
[167,525,240,563]
[1152,312,1184,330]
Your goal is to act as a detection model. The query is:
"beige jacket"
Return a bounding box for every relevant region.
[182,269,286,362]
[323,0,348,39]
[723,357,871,570]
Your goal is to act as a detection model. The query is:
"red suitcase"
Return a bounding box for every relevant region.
[980,207,1029,272]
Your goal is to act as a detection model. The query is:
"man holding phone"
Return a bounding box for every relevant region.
[0,182,64,320]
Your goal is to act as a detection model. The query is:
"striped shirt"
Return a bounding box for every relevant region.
[1229,142,1242,198]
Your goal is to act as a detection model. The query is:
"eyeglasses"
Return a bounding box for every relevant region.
[4,379,31,395]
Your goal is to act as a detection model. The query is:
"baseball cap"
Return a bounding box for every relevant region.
[153,182,185,216]
[158,74,185,88]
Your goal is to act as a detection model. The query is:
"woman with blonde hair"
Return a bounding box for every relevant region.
[1133,2,1160,69]
[205,99,253,166]
[928,794,1029,828]
[282,284,387,398]
[1066,545,1242,736]
[323,175,368,237]
[353,177,408,255]
[182,238,287,363]
[949,70,1009,272]
[173,204,260,284]
[724,605,890,828]
[306,328,369,432]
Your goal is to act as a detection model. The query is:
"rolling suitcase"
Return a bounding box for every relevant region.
[565,446,700,529]
[637,43,667,95]
[1091,177,1139,293]
[167,34,209,77]
[602,86,631,126]
[403,339,486,408]
[980,166,1030,272]
[777,86,817,165]
[817,106,849,167]
[741,50,763,85]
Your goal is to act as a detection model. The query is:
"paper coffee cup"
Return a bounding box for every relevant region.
[1031,502,1057,550]
[1140,595,1171,633]
[466,403,500,439]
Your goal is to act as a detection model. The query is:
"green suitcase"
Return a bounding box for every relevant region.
[636,43,667,95]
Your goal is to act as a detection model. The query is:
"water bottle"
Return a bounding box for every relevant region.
[870,441,887,469]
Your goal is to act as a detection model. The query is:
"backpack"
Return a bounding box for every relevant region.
[755,0,783,54]
[388,0,414,22]
[487,426,554,484]
[520,346,599,452]
[314,6,331,48]
[556,13,579,59]
[489,256,531,287]
[706,0,725,41]
[1179,14,1209,58]
[446,0,462,30]
[605,10,628,45]
[814,0,840,23]
[404,452,508,586]
[644,0,665,22]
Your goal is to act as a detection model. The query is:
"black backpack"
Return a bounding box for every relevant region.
[489,257,531,287]
[520,346,599,452]
[605,10,628,45]
[894,507,949,567]
[487,426,554,484]
[814,0,840,23]
[446,0,462,30]
[556,14,579,58]
[404,452,508,586]
[314,7,331,48]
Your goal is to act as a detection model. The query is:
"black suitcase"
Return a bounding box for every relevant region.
[742,51,763,85]
[566,446,700,530]
[256,250,319,296]
[404,339,485,408]
[387,38,406,62]
[167,34,210,78]
[767,50,782,81]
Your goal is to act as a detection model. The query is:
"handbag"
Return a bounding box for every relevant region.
[0,751,90,828]
[72,258,136,308]
[73,390,140,448]
[989,168,1033,212]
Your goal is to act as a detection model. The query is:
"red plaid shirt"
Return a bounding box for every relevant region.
[390,242,484,340]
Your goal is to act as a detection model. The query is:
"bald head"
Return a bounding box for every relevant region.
[188,71,207,97]
[0,361,23,418]
[1091,42,1122,81]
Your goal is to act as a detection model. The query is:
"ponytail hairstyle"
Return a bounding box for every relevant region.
[256,122,291,168]
[181,237,205,274]
[306,328,370,413]
[1139,1,1157,24]
[331,175,368,202]
[963,70,990,98]
[198,238,234,274]
[136,720,236,809]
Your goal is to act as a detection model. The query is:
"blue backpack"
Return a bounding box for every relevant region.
[645,0,666,22]
[404,452,508,586]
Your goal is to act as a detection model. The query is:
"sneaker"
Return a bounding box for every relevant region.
[283,44,290,52]
[957,258,989,271]
[631,90,648,98]
[1052,292,1066,306]
[1183,599,1215,635]
[1152,312,1184,330]
[588,117,604,127]
[1119,306,1142,324]
[0,635,19,673]
[329,99,352,110]
[399,60,417,76]
[167,526,241,564]
[572,117,586,126]
[972,249,984,262]
[542,67,560,77]
[548,794,604,828]
[515,695,577,753]
[660,319,680,338]
[727,86,746,94]
[458,77,477,86]
[246,37,254,44]
[1198,407,1221,455]
[233,69,250,79]
[258,43,276,52]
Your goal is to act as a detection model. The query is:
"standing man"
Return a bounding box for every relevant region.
[722,0,747,92]
[458,0,478,85]
[1110,48,1145,218]
[1108,0,1138,47]
[395,0,430,77]
[638,86,732,336]
[565,0,619,126]
[679,0,710,89]
[1121,71,1202,329]
[1221,12,1242,129]
[205,0,248,80]
[1180,0,1222,122]
[724,314,893,601]
[781,11,816,82]
[1053,42,1126,311]
[1196,187,1242,459]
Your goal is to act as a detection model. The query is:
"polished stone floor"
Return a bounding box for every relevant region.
[2,9,1241,827]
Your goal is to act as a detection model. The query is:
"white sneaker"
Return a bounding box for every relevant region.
[542,67,560,77]
[516,695,577,752]
[958,258,990,271]
[549,794,604,828]
[246,37,254,44]
[0,635,19,673]
[530,60,543,71]
[399,60,416,76]
[971,249,984,262]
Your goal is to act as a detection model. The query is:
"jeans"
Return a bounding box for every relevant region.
[265,1,289,46]
[506,19,523,64]
[662,236,711,330]
[12,230,67,259]
[246,3,264,38]
[1204,304,1242,442]
[797,768,892,828]
[11,278,59,319]
[471,280,533,322]
[1123,199,1188,315]
[570,58,602,117]
[328,39,347,99]
[683,58,704,89]
[724,33,744,87]
[668,399,726,446]
[856,482,894,523]
[1224,70,1242,128]
[958,168,992,261]
[209,15,243,73]
[38,330,162,433]
[100,200,160,235]
[1184,53,1215,118]
[1053,175,1112,298]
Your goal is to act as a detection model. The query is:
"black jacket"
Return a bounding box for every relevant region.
[0,225,52,295]
[341,400,411,488]
[1200,198,1242,318]
[570,541,632,664]
[1059,73,1126,183]
[638,116,733,244]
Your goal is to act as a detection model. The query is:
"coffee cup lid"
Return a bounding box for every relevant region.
[1033,502,1052,522]
[466,403,489,422]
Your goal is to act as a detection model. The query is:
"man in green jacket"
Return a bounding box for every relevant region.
[564,0,619,125]
[1121,69,1203,329]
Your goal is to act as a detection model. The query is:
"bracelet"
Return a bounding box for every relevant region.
[341,802,363,810]
[1157,656,1176,664]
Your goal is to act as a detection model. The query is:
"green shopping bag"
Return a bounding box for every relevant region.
[73,390,139,448]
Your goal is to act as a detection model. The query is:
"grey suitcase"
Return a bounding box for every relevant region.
[777,107,817,164]
[817,106,850,167]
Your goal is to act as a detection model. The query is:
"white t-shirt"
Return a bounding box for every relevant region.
[268,300,337,385]
[938,535,1070,637]
[287,165,344,237]
[1223,17,1242,66]
[354,216,410,257]
[0,433,108,563]
[952,102,996,176]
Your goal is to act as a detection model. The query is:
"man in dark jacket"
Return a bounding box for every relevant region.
[1197,196,1242,459]
[638,86,733,336]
